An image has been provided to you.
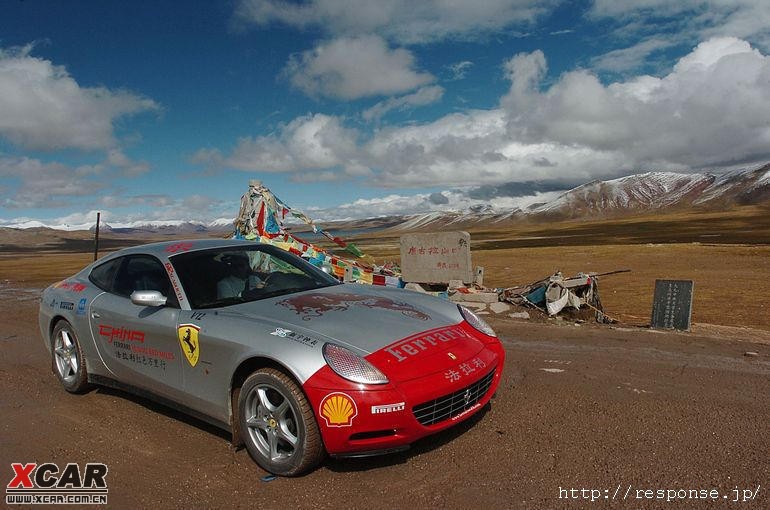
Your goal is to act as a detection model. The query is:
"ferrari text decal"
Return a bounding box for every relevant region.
[177,324,200,367]
[277,292,431,321]
[319,392,357,427]
[384,325,470,362]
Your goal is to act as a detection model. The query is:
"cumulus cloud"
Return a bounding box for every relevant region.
[504,37,770,169]
[284,35,434,100]
[0,44,159,151]
[195,36,770,188]
[107,149,151,177]
[191,113,362,175]
[589,0,770,73]
[0,157,106,208]
[362,85,444,121]
[234,0,556,44]
[428,192,449,205]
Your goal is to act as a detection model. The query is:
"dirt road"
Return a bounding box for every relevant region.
[1,293,768,509]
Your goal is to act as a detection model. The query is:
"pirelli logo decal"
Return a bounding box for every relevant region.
[384,325,470,362]
[371,402,405,414]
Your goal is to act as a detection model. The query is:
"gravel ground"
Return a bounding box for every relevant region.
[1,297,768,509]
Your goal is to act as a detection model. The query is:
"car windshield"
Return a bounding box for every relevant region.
[170,244,340,309]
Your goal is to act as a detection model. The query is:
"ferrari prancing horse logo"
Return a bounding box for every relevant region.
[177,324,200,367]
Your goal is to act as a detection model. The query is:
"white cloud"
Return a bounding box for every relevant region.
[107,149,151,176]
[447,60,474,80]
[196,36,770,189]
[284,35,434,100]
[235,0,556,44]
[362,85,444,121]
[590,0,770,51]
[0,157,106,208]
[0,44,159,151]
[304,188,565,221]
[504,37,770,169]
[591,38,675,73]
[192,113,362,174]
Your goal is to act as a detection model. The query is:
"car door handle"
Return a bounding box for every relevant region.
[91,312,101,319]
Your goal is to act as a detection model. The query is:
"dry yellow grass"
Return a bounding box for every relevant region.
[1,206,768,331]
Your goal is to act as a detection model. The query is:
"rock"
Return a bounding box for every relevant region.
[489,302,511,314]
[744,351,759,357]
[404,283,427,293]
[477,311,490,315]
[508,312,530,320]
[447,279,465,290]
[449,291,499,303]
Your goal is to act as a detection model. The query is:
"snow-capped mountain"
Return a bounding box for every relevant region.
[0,218,236,233]
[390,163,770,230]
[2,164,768,235]
[532,163,770,219]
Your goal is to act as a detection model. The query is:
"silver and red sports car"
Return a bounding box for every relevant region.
[38,239,505,475]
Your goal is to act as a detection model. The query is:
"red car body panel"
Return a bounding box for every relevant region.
[303,321,505,455]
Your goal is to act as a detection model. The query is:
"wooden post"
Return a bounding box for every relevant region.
[93,212,101,261]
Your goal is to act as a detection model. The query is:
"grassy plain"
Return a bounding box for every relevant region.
[1,205,768,330]
[353,206,770,331]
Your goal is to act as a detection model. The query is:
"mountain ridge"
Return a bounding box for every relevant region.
[2,164,768,235]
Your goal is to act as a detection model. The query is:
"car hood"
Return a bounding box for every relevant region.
[220,284,465,356]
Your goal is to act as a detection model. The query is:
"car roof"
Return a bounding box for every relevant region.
[98,238,257,262]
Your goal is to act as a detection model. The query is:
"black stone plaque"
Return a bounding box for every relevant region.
[651,279,694,331]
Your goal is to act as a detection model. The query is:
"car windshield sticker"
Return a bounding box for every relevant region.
[277,292,430,321]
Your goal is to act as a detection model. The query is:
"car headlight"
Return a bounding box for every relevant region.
[322,343,389,385]
[458,305,497,337]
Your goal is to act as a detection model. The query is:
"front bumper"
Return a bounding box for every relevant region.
[303,322,505,455]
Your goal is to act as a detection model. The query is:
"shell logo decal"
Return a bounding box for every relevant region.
[319,392,358,427]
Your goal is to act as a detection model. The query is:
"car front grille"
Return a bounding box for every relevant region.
[412,366,496,426]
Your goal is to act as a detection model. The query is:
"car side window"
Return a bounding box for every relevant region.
[113,255,179,308]
[89,257,123,292]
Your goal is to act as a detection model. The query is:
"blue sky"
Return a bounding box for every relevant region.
[1,0,769,228]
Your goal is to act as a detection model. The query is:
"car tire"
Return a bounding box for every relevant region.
[51,320,90,393]
[238,368,325,476]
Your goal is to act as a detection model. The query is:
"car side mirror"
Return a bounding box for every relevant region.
[130,290,167,307]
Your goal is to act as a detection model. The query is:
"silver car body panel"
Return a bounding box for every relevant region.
[38,239,467,429]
